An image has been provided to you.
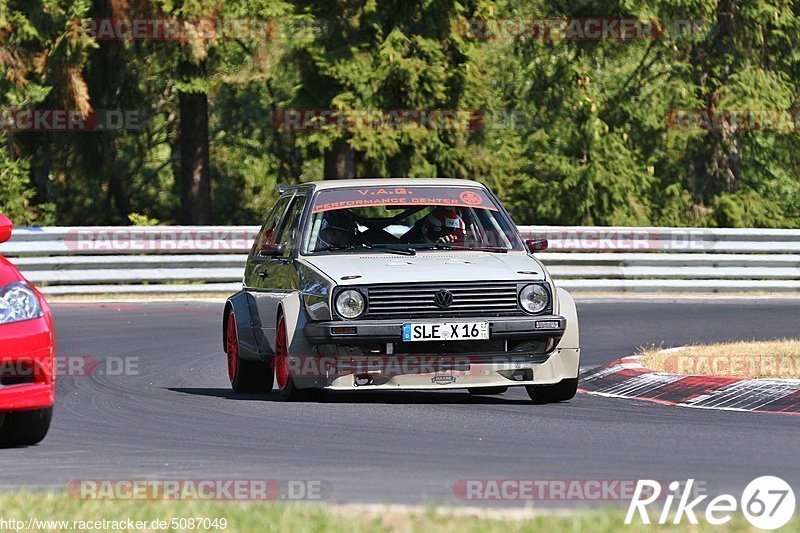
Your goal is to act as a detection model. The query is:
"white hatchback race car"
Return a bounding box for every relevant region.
[223,179,580,402]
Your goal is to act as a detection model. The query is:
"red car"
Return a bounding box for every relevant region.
[0,215,54,446]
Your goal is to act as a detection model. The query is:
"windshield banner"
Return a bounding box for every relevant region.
[312,186,498,213]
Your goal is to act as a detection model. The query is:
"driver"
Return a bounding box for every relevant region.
[316,209,358,250]
[406,206,466,244]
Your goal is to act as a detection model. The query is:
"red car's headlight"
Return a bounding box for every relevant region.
[0,282,43,325]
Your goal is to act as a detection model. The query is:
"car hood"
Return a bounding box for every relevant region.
[0,255,24,286]
[300,252,545,285]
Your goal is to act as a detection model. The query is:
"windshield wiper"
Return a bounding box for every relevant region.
[460,246,509,253]
[415,244,508,253]
[314,243,416,256]
[372,244,417,256]
[314,244,353,253]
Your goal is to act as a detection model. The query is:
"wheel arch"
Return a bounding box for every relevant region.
[223,291,262,362]
[555,287,579,349]
[222,302,233,353]
[275,291,319,389]
[275,291,309,350]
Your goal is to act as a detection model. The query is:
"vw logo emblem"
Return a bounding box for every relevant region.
[433,289,454,309]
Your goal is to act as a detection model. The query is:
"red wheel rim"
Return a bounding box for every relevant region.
[275,316,290,390]
[226,313,238,384]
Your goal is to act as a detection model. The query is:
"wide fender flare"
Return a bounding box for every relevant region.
[556,287,580,350]
[278,292,324,389]
[278,291,315,359]
[223,291,261,362]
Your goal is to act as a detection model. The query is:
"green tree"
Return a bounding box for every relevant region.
[0,0,93,224]
[282,0,520,192]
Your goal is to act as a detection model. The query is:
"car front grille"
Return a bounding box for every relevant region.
[364,281,524,318]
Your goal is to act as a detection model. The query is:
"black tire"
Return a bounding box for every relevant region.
[467,386,508,395]
[233,359,273,393]
[525,378,578,404]
[279,374,324,402]
[0,407,52,447]
[227,312,272,393]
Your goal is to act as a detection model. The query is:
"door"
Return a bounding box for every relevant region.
[247,192,307,354]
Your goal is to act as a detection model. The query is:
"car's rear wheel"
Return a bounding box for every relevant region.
[467,387,508,395]
[0,407,52,447]
[525,378,578,404]
[227,312,272,392]
[275,314,320,402]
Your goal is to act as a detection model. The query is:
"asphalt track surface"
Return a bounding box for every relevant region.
[1,298,799,506]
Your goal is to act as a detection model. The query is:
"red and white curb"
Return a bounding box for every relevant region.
[579,355,800,415]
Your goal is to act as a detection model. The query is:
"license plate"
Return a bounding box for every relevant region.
[402,322,490,342]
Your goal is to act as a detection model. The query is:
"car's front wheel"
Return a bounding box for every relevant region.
[0,407,52,447]
[226,312,272,393]
[525,378,578,404]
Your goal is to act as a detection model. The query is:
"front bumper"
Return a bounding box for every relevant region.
[297,315,576,391]
[0,316,55,412]
[288,349,581,391]
[304,315,566,344]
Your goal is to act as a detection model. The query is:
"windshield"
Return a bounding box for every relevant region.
[302,185,524,254]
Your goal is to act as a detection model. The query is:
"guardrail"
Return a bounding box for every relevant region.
[3,226,800,295]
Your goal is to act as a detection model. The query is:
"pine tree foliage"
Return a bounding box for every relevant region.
[1,0,799,227]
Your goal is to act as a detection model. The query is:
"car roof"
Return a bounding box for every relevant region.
[286,178,487,192]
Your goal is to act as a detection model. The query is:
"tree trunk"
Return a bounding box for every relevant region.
[324,137,355,180]
[28,140,53,207]
[178,90,211,224]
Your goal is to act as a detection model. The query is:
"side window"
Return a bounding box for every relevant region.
[274,195,306,256]
[251,195,292,256]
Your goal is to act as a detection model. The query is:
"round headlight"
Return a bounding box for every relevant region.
[0,282,42,325]
[335,289,365,319]
[519,284,549,314]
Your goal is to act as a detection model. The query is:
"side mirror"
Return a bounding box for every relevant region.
[525,238,548,252]
[259,242,285,257]
[0,215,12,244]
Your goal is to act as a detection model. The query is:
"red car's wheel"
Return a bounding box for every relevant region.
[226,311,271,393]
[0,407,52,447]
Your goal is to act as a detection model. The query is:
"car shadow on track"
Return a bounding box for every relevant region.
[167,388,280,401]
[167,387,536,405]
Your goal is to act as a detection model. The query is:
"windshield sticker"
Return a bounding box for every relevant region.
[312,187,497,213]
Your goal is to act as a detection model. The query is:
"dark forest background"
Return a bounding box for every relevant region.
[2,0,799,228]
